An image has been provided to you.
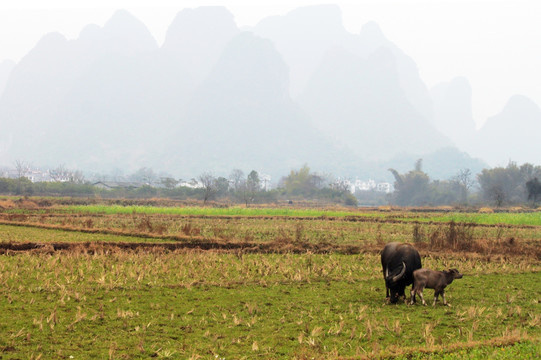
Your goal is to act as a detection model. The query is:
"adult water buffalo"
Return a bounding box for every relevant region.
[381,242,422,304]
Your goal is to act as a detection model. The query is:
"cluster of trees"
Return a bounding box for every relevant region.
[279,165,358,205]
[197,170,272,205]
[388,160,473,206]
[195,166,356,206]
[2,160,541,207]
[389,160,541,207]
[477,162,541,206]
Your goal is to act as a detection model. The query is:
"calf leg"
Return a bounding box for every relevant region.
[418,290,427,306]
[433,290,440,306]
[410,288,416,305]
[442,291,450,306]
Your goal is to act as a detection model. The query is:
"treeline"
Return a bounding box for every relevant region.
[2,162,541,207]
[388,160,541,207]
[0,165,356,206]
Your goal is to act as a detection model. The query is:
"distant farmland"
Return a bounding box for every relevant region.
[0,199,540,358]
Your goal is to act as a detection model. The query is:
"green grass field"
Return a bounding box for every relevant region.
[64,204,364,218]
[1,202,540,358]
[1,251,540,359]
[62,204,541,226]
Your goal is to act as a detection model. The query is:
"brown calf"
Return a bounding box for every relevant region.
[410,268,463,306]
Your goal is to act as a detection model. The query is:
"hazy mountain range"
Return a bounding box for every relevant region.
[0,5,538,181]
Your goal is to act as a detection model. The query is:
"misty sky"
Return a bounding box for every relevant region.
[1,0,539,128]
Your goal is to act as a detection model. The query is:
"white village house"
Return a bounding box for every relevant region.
[353,179,393,194]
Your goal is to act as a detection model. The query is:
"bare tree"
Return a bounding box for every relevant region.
[454,169,474,191]
[69,170,85,184]
[130,167,156,185]
[49,165,85,183]
[14,160,30,179]
[13,160,32,195]
[330,178,351,193]
[49,164,68,182]
[198,172,217,204]
[229,169,245,193]
[452,168,474,203]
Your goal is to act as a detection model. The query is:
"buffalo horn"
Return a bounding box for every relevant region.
[391,262,406,283]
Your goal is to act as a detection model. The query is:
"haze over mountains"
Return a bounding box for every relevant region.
[0,5,538,181]
[0,60,14,96]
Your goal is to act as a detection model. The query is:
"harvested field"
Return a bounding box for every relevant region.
[0,200,540,358]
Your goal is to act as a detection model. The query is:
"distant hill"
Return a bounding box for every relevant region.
[0,10,163,169]
[163,32,360,179]
[252,6,445,160]
[298,46,450,160]
[161,6,239,85]
[471,95,541,166]
[252,7,434,123]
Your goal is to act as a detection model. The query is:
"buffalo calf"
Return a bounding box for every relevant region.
[410,268,463,306]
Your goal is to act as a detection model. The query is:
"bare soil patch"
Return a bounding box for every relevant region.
[1,237,539,260]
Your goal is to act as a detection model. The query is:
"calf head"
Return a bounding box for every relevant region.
[447,268,463,280]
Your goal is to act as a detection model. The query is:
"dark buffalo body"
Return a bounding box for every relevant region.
[381,242,422,303]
